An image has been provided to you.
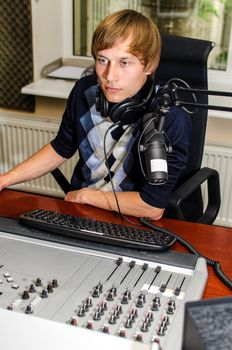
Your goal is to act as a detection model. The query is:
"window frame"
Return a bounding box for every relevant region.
[62,0,232,118]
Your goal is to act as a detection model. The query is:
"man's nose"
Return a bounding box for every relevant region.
[104,62,118,81]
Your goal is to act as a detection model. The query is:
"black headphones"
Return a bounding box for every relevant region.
[95,79,155,125]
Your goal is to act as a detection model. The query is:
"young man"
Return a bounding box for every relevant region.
[0,9,192,220]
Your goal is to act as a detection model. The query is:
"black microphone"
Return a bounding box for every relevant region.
[140,112,170,185]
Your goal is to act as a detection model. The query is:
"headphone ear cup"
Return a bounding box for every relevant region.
[109,99,139,124]
[95,86,109,117]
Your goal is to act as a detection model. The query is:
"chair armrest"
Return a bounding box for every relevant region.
[51,168,73,195]
[168,167,221,224]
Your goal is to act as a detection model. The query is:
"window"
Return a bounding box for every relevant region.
[73,0,232,71]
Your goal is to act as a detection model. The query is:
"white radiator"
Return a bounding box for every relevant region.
[0,113,231,227]
[0,114,75,197]
[202,144,232,227]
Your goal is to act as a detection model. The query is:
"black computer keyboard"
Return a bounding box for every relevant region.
[19,209,176,251]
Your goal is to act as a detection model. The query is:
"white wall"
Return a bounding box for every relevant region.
[31,0,64,80]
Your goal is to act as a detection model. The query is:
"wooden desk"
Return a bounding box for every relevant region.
[0,189,231,299]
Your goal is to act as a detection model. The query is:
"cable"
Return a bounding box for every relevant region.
[140,217,232,291]
[103,122,140,226]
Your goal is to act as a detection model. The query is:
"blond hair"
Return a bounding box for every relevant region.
[91,9,161,78]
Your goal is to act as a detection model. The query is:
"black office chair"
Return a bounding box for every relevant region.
[156,34,220,224]
[51,35,221,225]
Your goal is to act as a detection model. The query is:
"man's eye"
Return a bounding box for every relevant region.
[97,58,108,65]
[120,60,129,67]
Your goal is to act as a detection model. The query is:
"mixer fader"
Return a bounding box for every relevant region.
[0,217,207,350]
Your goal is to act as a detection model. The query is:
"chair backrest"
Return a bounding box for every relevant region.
[155,35,215,221]
[155,34,214,178]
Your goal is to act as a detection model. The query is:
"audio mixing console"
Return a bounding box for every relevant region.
[0,217,207,350]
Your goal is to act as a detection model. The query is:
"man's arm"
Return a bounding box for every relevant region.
[64,188,164,220]
[0,143,66,191]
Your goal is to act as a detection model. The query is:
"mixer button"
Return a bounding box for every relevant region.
[118,329,126,338]
[70,317,77,326]
[135,333,143,342]
[102,325,110,333]
[86,321,93,329]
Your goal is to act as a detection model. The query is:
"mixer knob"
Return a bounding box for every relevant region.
[136,298,143,308]
[153,296,161,305]
[115,304,122,314]
[163,315,170,325]
[52,279,58,288]
[106,291,114,301]
[25,304,33,314]
[167,300,176,314]
[93,310,101,320]
[29,284,36,293]
[97,305,104,315]
[47,283,53,293]
[96,282,103,293]
[124,318,133,328]
[110,287,117,296]
[146,311,154,323]
[101,301,107,310]
[141,321,149,332]
[157,325,166,336]
[86,297,92,307]
[35,278,42,286]
[22,290,30,300]
[121,294,128,304]
[82,302,89,311]
[112,309,120,319]
[77,306,85,317]
[130,308,138,318]
[124,290,131,299]
[41,289,48,298]
[109,314,116,324]
[138,293,146,303]
[92,288,100,298]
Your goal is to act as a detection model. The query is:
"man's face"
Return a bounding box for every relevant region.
[95,38,151,103]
